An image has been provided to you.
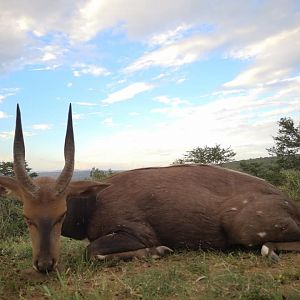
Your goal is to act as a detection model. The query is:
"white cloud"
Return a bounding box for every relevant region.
[0,0,299,79]
[229,28,300,60]
[102,82,154,104]
[74,101,97,106]
[0,131,14,139]
[67,82,73,87]
[72,63,110,77]
[152,79,300,124]
[224,27,300,88]
[0,0,79,72]
[78,79,300,169]
[102,117,116,126]
[70,0,292,41]
[0,87,20,103]
[153,73,167,80]
[208,89,246,97]
[41,48,57,61]
[154,95,188,106]
[125,34,223,72]
[0,130,34,139]
[148,24,192,47]
[51,66,299,171]
[129,112,139,116]
[73,113,83,120]
[260,107,297,118]
[176,78,186,84]
[32,124,52,130]
[32,65,60,71]
[0,111,9,119]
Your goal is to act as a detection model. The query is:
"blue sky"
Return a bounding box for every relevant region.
[0,0,299,171]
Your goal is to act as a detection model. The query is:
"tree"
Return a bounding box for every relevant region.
[89,167,114,181]
[267,117,300,170]
[173,144,236,166]
[0,161,38,178]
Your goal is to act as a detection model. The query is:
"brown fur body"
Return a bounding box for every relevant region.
[62,165,300,258]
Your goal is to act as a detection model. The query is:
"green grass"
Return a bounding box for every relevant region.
[1,237,300,299]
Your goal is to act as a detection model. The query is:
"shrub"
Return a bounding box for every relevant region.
[89,167,115,181]
[239,161,284,185]
[173,144,236,166]
[280,170,300,202]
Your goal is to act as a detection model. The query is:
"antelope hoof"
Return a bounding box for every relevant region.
[150,246,174,259]
[95,254,107,261]
[269,251,280,262]
[155,246,174,256]
[261,245,280,262]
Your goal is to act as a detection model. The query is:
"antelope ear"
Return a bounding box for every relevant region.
[67,180,110,198]
[0,176,23,201]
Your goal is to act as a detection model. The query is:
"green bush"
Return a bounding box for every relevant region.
[239,161,284,185]
[280,170,300,202]
[89,167,115,181]
[0,196,27,239]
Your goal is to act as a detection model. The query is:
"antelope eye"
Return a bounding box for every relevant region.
[24,217,36,227]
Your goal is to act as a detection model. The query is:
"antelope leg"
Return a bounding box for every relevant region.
[94,246,173,261]
[261,241,300,262]
[86,231,172,261]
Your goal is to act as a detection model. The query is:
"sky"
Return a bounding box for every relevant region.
[0,0,299,171]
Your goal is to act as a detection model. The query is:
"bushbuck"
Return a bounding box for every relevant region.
[1,105,300,273]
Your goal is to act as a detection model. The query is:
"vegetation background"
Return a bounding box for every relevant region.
[0,116,300,299]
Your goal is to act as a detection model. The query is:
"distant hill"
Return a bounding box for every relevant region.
[38,170,91,180]
[224,156,278,171]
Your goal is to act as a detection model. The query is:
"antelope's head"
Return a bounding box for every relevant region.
[0,105,77,272]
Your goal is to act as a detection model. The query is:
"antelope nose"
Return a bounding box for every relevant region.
[35,258,55,273]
